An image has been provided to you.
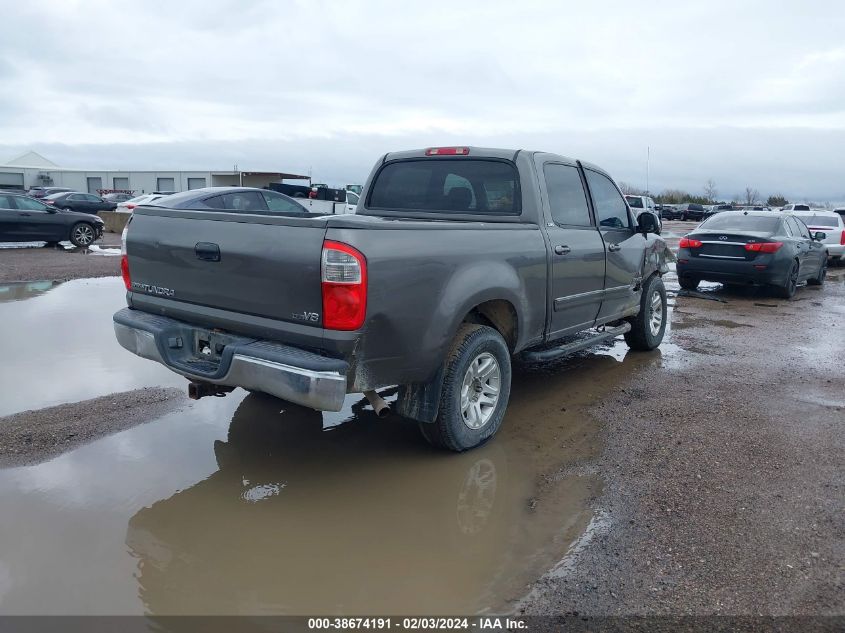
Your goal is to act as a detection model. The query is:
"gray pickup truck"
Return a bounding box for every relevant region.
[114,147,671,451]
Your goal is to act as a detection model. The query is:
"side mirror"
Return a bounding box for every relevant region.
[813,232,826,241]
[45,207,57,213]
[638,211,660,235]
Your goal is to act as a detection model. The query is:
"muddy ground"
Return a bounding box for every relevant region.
[521,247,845,617]
[0,232,121,283]
[0,220,842,619]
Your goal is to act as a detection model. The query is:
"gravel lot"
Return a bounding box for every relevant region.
[0,233,122,283]
[0,387,185,468]
[521,259,845,618]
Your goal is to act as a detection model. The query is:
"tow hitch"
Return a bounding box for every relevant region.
[188,382,234,400]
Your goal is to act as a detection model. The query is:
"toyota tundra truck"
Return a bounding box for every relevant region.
[114,147,671,451]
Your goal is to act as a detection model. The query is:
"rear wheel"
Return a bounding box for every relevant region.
[625,275,667,351]
[807,258,827,286]
[679,276,699,290]
[419,324,511,452]
[773,260,799,298]
[70,222,96,247]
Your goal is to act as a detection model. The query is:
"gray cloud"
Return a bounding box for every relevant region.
[1,0,843,201]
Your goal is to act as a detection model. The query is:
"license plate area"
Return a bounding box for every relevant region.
[193,329,238,361]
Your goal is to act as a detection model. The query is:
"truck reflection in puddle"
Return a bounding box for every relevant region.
[0,280,63,303]
[126,391,598,615]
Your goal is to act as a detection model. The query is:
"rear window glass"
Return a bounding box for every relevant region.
[368,159,519,215]
[798,215,838,228]
[701,214,780,232]
[625,196,644,208]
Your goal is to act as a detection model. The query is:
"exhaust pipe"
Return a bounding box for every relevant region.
[363,390,390,418]
[188,382,233,400]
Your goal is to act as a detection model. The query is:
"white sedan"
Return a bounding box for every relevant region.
[116,193,168,213]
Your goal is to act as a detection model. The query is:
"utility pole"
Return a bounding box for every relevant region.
[646,146,650,195]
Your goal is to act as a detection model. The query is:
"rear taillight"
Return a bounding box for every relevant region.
[120,224,131,290]
[125,204,135,210]
[744,241,783,253]
[679,237,702,249]
[840,230,845,246]
[321,240,367,330]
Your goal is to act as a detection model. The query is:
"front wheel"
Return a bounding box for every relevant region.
[70,222,96,247]
[419,324,512,452]
[625,275,667,351]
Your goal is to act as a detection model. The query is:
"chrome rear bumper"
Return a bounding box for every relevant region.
[113,311,348,412]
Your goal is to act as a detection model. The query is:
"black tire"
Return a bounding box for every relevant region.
[773,260,799,298]
[679,276,699,290]
[807,258,827,286]
[418,324,512,452]
[625,274,667,351]
[69,222,97,247]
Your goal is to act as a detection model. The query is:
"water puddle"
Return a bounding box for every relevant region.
[0,276,676,615]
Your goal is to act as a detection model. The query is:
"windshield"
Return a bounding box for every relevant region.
[796,214,838,227]
[701,214,780,232]
[369,159,519,215]
[625,196,644,208]
[43,192,67,200]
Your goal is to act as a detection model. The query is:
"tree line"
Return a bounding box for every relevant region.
[618,179,801,208]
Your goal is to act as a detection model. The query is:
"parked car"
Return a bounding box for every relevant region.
[789,210,845,265]
[28,186,75,199]
[144,187,308,214]
[0,192,104,247]
[676,211,828,297]
[657,204,682,220]
[780,203,811,212]
[269,182,312,198]
[834,207,845,220]
[676,203,706,221]
[43,191,117,215]
[114,147,672,451]
[345,190,360,214]
[702,203,735,220]
[102,192,135,203]
[116,193,170,213]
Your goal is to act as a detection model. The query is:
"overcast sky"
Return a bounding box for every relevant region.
[1,0,843,202]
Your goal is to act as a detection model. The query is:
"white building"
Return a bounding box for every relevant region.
[0,151,309,195]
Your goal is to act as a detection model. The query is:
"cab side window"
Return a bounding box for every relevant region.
[0,195,14,209]
[543,164,592,227]
[585,170,630,230]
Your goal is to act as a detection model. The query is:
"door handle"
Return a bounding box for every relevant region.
[554,244,571,255]
[195,242,221,262]
[608,243,622,252]
[19,213,31,217]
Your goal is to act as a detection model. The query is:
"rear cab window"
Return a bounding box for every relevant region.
[368,159,520,215]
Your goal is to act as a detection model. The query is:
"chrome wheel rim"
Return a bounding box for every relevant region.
[73,225,94,246]
[460,352,501,430]
[649,290,663,336]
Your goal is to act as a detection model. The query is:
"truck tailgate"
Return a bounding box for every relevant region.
[126,207,328,326]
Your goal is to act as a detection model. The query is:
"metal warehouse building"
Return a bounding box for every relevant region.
[0,151,309,194]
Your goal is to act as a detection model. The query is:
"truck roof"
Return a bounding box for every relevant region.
[380,147,613,179]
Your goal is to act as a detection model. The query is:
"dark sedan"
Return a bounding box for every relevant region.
[677,203,706,221]
[0,193,105,247]
[676,211,828,298]
[147,186,308,214]
[44,191,117,215]
[28,186,75,199]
